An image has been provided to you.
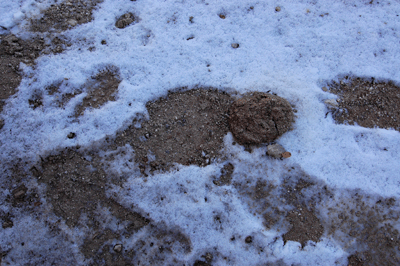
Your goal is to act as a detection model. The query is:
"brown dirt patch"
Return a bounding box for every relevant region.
[74,67,121,117]
[322,192,400,265]
[0,34,45,113]
[30,0,103,32]
[325,77,400,131]
[228,92,294,145]
[35,147,148,229]
[212,163,234,186]
[113,88,233,175]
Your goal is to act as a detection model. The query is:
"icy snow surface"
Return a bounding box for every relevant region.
[1,0,400,265]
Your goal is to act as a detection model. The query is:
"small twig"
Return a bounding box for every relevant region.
[0,25,7,30]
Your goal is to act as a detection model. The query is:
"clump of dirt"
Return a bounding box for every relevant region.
[228,92,294,145]
[0,34,45,113]
[114,88,233,175]
[30,0,103,32]
[325,77,400,131]
[115,12,139,29]
[74,68,121,117]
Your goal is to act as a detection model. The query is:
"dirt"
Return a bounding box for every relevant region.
[228,92,294,145]
[325,77,400,131]
[112,88,233,175]
[74,67,121,117]
[0,34,44,113]
[212,163,234,186]
[30,0,103,33]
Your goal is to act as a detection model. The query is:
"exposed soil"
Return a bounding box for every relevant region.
[0,34,44,113]
[30,0,103,33]
[228,92,294,145]
[212,162,234,186]
[34,147,148,228]
[325,77,400,131]
[113,88,233,175]
[74,67,121,117]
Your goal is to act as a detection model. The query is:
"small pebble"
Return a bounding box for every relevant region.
[231,43,239,49]
[113,244,123,253]
[275,6,281,12]
[245,236,253,243]
[322,87,328,92]
[67,19,78,26]
[67,132,76,139]
[267,144,287,159]
[324,99,339,108]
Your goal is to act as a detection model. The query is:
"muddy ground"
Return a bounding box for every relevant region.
[1,0,400,265]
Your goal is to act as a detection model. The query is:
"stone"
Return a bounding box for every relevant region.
[275,6,281,12]
[267,144,286,159]
[113,244,122,253]
[67,132,76,139]
[228,92,294,145]
[115,13,136,29]
[67,19,78,26]
[245,236,253,243]
[324,99,339,108]
[231,43,239,49]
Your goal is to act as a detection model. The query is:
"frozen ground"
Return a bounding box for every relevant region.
[0,0,400,265]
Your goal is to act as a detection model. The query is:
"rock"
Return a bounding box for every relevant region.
[115,13,136,29]
[2,219,13,229]
[0,118,4,130]
[322,87,328,92]
[245,236,253,243]
[228,92,294,145]
[267,144,286,158]
[113,244,122,253]
[12,185,27,200]
[275,6,281,12]
[67,19,78,26]
[325,99,339,108]
[231,43,239,49]
[67,132,76,139]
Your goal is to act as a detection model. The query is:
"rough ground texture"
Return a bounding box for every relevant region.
[30,0,103,32]
[74,67,121,117]
[113,88,233,175]
[228,92,294,145]
[0,34,44,113]
[325,77,400,131]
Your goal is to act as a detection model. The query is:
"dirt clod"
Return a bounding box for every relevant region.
[115,13,138,29]
[228,92,294,145]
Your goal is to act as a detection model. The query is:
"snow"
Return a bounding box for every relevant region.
[1,0,400,265]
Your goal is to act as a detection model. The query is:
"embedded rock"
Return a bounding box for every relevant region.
[228,92,294,144]
[115,13,137,29]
